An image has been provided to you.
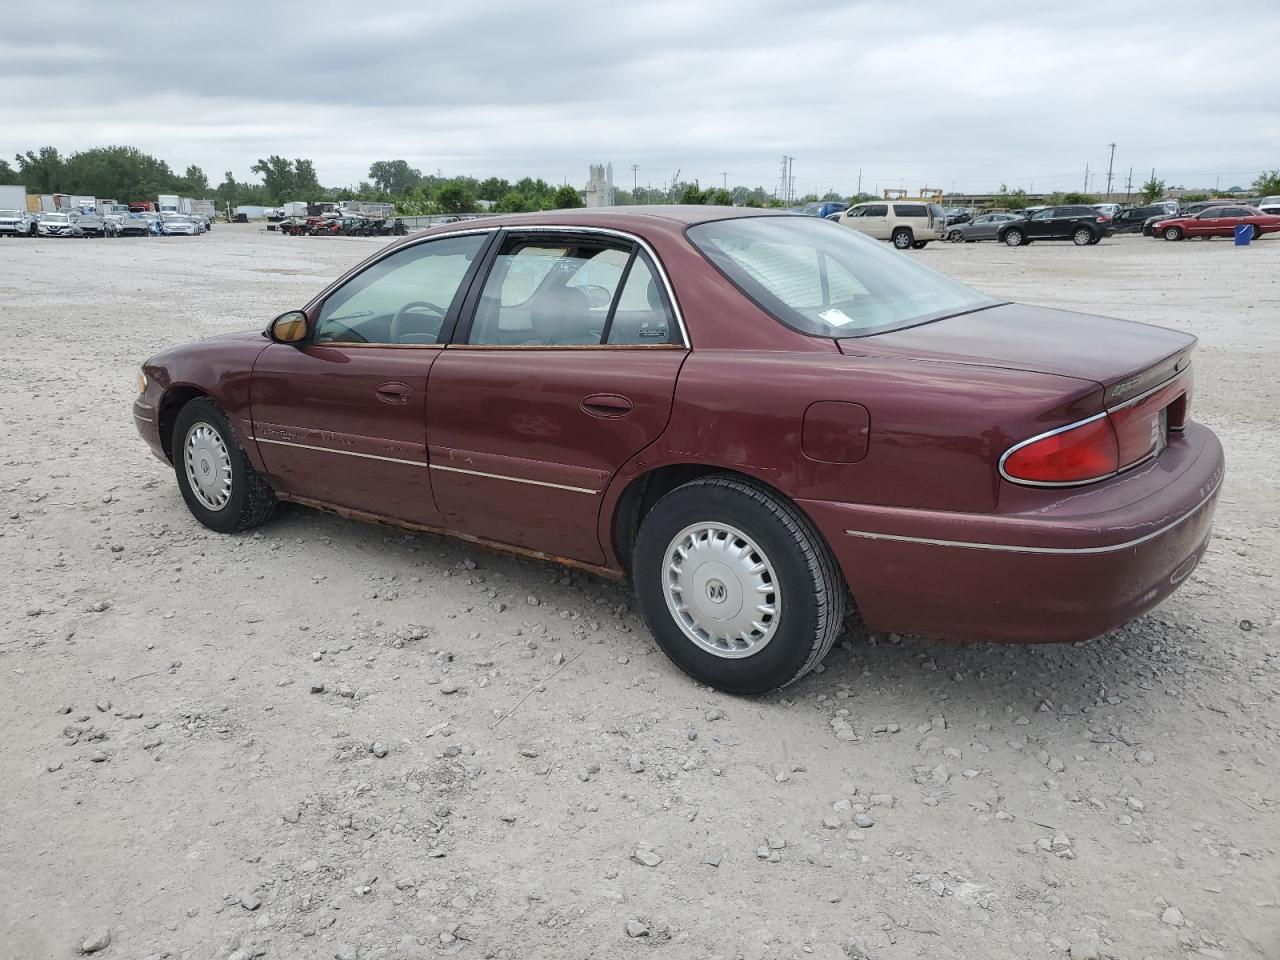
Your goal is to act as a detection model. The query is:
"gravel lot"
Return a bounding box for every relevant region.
[1,226,1276,960]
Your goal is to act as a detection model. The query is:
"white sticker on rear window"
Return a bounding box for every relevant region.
[818,307,858,327]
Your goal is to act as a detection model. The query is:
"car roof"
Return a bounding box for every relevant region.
[464,205,792,229]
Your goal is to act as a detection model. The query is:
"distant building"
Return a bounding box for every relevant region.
[584,163,614,207]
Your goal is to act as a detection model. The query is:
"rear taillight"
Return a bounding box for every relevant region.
[1000,415,1119,486]
[1002,380,1187,487]
[1096,215,1112,223]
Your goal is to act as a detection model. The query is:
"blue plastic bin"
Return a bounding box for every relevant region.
[1234,224,1253,246]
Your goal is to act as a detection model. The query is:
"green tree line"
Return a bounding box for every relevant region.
[7,144,1276,213]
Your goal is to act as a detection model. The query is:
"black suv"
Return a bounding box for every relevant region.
[996,205,1115,246]
[1112,204,1169,234]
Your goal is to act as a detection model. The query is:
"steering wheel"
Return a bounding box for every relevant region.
[390,300,447,344]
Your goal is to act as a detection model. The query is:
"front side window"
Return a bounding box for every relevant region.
[689,216,1000,339]
[853,204,888,218]
[1031,209,1054,221]
[468,236,678,346]
[1199,208,1226,219]
[313,234,487,345]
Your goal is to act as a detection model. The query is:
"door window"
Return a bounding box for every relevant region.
[893,204,927,217]
[313,234,487,345]
[855,204,888,217]
[1031,209,1054,221]
[468,237,678,346]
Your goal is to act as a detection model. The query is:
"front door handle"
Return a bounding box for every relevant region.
[376,382,412,404]
[581,393,633,418]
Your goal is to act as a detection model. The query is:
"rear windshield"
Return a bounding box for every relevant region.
[688,216,1001,338]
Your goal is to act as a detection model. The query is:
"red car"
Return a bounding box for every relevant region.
[1153,204,1280,241]
[133,208,1223,694]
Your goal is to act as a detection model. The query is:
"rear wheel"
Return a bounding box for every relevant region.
[1163,226,1183,241]
[1003,229,1025,247]
[911,240,929,249]
[891,228,913,250]
[632,476,844,695]
[1072,227,1094,245]
[172,397,276,534]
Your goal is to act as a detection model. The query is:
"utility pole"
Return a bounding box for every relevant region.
[1083,162,1090,194]
[631,164,638,195]
[1125,167,1133,202]
[1104,142,1116,199]
[856,169,862,196]
[721,171,728,190]
[779,156,789,203]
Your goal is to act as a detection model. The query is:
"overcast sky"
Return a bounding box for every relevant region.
[3,1,1278,196]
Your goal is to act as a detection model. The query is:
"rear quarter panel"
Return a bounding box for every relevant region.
[598,349,1103,564]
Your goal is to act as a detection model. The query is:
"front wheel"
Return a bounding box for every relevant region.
[632,476,845,695]
[891,228,913,250]
[172,397,276,533]
[947,230,964,242]
[1163,226,1183,241]
[1003,229,1024,247]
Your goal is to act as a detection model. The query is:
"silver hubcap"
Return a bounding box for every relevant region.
[1075,229,1091,244]
[183,422,233,511]
[663,522,781,659]
[1006,233,1020,245]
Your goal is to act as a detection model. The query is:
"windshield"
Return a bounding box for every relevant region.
[687,216,1001,338]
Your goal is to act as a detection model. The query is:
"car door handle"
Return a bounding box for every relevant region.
[581,393,633,418]
[376,382,412,404]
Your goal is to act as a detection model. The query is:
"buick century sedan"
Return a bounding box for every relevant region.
[134,207,1223,694]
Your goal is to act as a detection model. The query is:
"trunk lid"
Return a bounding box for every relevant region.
[838,303,1194,404]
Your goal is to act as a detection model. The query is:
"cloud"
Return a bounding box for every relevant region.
[3,0,1278,194]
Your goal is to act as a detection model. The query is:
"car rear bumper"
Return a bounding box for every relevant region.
[799,422,1224,642]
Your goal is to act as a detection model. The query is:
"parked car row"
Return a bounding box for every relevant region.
[277,215,408,237]
[929,199,1277,247]
[0,209,212,238]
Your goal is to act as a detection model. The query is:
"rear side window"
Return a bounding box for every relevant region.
[894,204,927,217]
[468,236,678,346]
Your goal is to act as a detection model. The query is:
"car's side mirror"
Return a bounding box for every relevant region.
[268,310,309,344]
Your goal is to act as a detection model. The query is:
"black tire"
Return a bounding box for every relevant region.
[1072,227,1094,246]
[891,228,913,250]
[947,230,964,242]
[1003,229,1024,247]
[632,476,845,695]
[172,397,276,533]
[1163,226,1183,241]
[911,240,929,249]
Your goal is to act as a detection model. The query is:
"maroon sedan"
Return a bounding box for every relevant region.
[1154,204,1280,241]
[133,208,1223,694]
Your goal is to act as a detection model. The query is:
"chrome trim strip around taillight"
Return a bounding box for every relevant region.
[844,472,1221,555]
[997,411,1116,488]
[1000,367,1191,488]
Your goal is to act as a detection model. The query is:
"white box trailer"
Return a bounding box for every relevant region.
[0,184,28,212]
[191,199,215,217]
[157,194,180,214]
[282,201,308,218]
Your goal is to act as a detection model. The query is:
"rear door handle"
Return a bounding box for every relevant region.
[376,382,412,404]
[581,393,633,418]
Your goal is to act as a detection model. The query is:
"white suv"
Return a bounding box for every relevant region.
[837,200,946,249]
